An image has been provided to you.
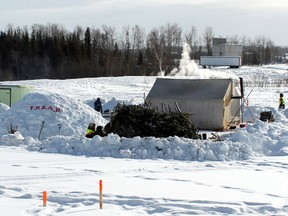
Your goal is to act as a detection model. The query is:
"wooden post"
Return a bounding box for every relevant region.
[43,191,47,206]
[99,180,103,209]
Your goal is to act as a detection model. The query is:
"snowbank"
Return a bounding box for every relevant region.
[0,92,108,139]
[3,109,288,162]
[0,102,9,114]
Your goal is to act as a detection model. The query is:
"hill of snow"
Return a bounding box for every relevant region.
[0,91,107,138]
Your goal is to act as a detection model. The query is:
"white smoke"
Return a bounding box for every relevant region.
[167,43,239,81]
[168,43,199,77]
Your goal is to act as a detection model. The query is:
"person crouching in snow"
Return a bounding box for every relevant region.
[85,123,106,138]
[94,126,106,137]
[279,93,285,109]
[85,123,96,138]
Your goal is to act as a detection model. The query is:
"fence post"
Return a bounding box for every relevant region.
[43,191,47,206]
[99,180,103,209]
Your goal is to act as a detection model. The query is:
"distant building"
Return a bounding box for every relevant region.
[199,38,243,68]
[212,38,243,57]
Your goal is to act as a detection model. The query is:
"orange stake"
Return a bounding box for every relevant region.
[99,180,103,209]
[43,191,47,206]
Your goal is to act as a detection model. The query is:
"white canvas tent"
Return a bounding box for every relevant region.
[146,78,241,131]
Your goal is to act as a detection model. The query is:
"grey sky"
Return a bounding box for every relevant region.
[0,0,287,46]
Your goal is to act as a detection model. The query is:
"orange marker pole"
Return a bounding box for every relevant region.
[43,191,47,207]
[99,180,103,209]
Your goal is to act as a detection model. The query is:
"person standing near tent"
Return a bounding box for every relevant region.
[279,93,285,109]
[94,97,103,113]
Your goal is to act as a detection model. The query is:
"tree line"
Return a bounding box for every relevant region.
[0,23,287,81]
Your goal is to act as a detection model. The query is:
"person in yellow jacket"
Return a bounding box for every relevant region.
[279,93,285,109]
[85,123,106,138]
[86,123,96,138]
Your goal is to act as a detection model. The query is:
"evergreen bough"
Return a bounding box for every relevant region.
[104,104,198,138]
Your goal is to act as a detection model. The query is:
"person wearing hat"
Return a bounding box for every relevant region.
[85,123,96,138]
[279,93,285,109]
[94,97,103,113]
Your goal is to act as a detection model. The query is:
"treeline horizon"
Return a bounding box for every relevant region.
[0,23,287,81]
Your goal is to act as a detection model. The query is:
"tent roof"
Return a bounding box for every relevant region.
[147,78,233,100]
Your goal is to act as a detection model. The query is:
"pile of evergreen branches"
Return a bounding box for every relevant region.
[104,104,198,139]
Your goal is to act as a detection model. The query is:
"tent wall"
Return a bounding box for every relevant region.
[146,78,241,131]
[224,98,241,126]
[148,99,224,130]
[223,82,241,127]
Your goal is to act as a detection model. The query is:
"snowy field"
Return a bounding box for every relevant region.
[1,47,288,215]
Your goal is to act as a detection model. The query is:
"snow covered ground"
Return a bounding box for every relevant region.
[1,46,288,215]
[1,146,288,216]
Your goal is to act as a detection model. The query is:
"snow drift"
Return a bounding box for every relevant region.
[0,92,108,139]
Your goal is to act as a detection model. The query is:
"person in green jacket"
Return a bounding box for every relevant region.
[85,123,106,138]
[279,93,285,109]
[86,123,96,138]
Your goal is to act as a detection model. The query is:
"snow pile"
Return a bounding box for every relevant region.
[21,113,288,161]
[1,99,287,161]
[0,102,9,114]
[0,92,108,139]
[0,131,24,146]
[24,133,253,161]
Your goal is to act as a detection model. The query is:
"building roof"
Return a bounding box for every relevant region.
[147,78,233,100]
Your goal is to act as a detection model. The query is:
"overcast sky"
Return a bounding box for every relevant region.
[0,0,287,46]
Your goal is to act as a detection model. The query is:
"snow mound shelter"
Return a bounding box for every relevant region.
[146,78,241,130]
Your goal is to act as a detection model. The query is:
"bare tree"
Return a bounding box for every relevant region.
[91,27,102,47]
[147,27,166,73]
[74,25,84,40]
[263,37,274,64]
[241,35,254,65]
[165,23,182,47]
[47,23,66,38]
[101,25,117,76]
[227,34,240,44]
[185,26,197,48]
[131,25,145,55]
[254,35,268,65]
[120,25,133,75]
[185,26,199,58]
[202,26,214,55]
[165,23,182,62]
